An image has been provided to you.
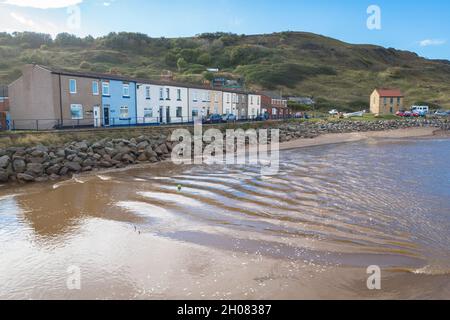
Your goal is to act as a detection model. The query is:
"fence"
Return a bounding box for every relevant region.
[7,114,298,132]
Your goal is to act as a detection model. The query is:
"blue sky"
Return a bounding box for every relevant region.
[0,0,449,60]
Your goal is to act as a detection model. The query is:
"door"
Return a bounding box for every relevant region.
[103,106,110,126]
[93,106,101,127]
[159,107,164,123]
[166,107,171,124]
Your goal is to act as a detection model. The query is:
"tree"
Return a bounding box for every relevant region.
[177,57,187,72]
[197,53,211,66]
[55,33,83,47]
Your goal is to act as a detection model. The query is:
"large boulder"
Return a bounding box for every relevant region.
[65,162,82,172]
[13,159,26,173]
[26,163,44,176]
[0,155,10,169]
[17,173,35,182]
[46,164,62,175]
[0,169,8,182]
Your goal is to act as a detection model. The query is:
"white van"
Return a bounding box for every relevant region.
[411,106,429,114]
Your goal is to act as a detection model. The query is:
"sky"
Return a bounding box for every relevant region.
[0,0,449,60]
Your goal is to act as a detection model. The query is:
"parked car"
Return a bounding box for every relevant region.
[434,110,450,116]
[411,106,429,115]
[204,114,223,124]
[329,109,339,115]
[222,114,237,123]
[396,110,406,117]
[254,114,267,121]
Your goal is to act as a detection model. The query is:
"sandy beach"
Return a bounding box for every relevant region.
[279,127,440,151]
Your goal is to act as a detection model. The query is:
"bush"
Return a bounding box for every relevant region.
[237,63,336,89]
[79,61,91,69]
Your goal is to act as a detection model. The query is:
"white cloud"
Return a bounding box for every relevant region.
[419,39,446,47]
[2,0,83,9]
[8,11,61,38]
[10,12,35,27]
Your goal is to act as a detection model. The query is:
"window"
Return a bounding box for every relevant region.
[92,81,99,95]
[390,97,394,105]
[120,106,129,119]
[193,91,198,102]
[251,96,254,105]
[236,95,239,103]
[227,94,230,103]
[69,79,77,94]
[176,107,182,118]
[177,89,182,100]
[102,82,110,96]
[145,86,151,99]
[166,88,170,100]
[383,97,387,105]
[397,97,401,104]
[70,104,83,120]
[257,96,260,105]
[144,108,153,118]
[123,84,130,97]
[192,109,199,117]
[159,88,164,100]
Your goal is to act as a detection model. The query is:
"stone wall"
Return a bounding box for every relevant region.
[0,118,448,184]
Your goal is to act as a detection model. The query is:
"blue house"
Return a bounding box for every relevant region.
[101,79,137,126]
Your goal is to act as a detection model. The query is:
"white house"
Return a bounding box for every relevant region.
[222,91,233,115]
[137,82,188,124]
[248,94,261,119]
[188,87,211,121]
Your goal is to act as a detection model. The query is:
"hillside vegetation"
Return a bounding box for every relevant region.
[1,31,450,111]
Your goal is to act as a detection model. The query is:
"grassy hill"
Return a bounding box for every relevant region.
[1,31,450,111]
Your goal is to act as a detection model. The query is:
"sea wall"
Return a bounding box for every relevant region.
[0,118,448,184]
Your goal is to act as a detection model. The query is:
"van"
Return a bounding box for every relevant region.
[411,106,429,114]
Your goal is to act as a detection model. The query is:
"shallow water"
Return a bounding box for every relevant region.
[1,137,449,299]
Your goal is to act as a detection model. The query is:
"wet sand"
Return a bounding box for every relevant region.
[1,128,449,300]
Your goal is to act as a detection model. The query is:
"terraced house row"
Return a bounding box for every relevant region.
[7,65,290,130]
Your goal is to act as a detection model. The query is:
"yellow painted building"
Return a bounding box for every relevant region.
[208,90,223,115]
[370,89,404,115]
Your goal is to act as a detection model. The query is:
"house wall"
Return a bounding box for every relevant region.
[8,65,58,130]
[101,80,137,126]
[227,92,247,120]
[136,83,158,124]
[208,90,223,115]
[137,84,189,124]
[0,98,9,112]
[222,91,233,115]
[248,94,261,118]
[188,88,210,120]
[261,95,272,117]
[370,90,404,115]
[58,74,102,127]
[370,91,380,114]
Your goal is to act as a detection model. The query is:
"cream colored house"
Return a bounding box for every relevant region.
[370,89,404,115]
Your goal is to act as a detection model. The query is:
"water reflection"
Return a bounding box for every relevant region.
[1,137,449,299]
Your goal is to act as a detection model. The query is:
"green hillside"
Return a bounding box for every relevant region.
[1,31,450,110]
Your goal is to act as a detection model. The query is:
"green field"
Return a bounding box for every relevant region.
[1,31,450,110]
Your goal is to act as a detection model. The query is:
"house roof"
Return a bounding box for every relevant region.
[375,89,404,97]
[36,65,251,94]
